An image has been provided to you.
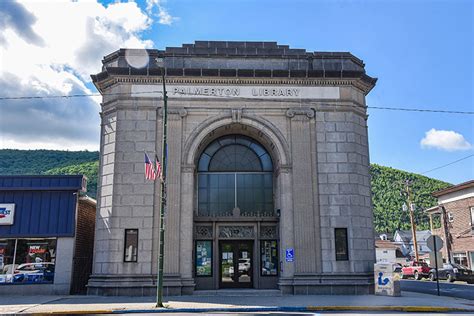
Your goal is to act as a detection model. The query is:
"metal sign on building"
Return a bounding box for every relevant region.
[0,204,15,225]
[285,248,294,262]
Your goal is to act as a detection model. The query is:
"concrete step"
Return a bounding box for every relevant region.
[193,289,281,296]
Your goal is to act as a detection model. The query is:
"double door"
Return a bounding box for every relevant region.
[219,240,253,288]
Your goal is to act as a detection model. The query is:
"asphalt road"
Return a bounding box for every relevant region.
[401,280,474,300]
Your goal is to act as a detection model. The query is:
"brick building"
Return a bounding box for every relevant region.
[0,175,96,294]
[425,180,474,268]
[89,41,377,295]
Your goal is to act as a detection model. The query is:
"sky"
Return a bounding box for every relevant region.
[0,0,472,184]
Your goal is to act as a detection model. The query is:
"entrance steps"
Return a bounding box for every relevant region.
[194,289,281,296]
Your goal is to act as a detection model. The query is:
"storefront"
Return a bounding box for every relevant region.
[88,41,377,296]
[0,175,96,294]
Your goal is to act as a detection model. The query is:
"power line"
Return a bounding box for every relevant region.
[0,90,163,100]
[0,90,472,115]
[420,154,474,175]
[380,154,474,192]
[368,106,474,115]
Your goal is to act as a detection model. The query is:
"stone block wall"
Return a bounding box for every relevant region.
[92,111,117,275]
[316,110,375,274]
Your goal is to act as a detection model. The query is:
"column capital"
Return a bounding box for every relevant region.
[286,107,314,120]
[158,107,188,119]
[181,164,195,173]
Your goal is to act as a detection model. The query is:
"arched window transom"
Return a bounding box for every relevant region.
[197,135,274,217]
[198,135,273,172]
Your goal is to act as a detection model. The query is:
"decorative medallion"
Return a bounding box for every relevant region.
[260,226,278,239]
[194,225,213,238]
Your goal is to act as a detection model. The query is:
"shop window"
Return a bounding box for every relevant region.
[261,240,278,276]
[453,253,468,267]
[195,241,212,276]
[0,238,56,284]
[0,239,16,283]
[124,229,138,262]
[335,228,349,261]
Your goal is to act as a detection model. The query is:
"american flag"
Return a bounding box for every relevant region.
[144,153,156,180]
[155,155,162,180]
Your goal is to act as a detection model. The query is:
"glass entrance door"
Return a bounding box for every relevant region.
[219,241,253,288]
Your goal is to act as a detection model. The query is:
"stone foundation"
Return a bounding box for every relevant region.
[87,275,195,296]
[279,273,374,295]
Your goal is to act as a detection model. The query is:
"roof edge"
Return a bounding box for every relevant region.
[432,180,474,197]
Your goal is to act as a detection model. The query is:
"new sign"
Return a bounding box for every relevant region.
[0,204,15,225]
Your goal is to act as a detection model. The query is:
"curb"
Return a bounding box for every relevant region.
[25,305,474,314]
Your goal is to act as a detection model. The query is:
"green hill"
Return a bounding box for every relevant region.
[0,150,452,232]
[370,164,451,233]
[0,149,98,175]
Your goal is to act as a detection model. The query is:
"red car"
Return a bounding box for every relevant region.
[402,261,431,280]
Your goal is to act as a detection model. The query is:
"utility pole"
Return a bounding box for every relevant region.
[403,180,419,262]
[440,205,452,264]
[156,57,168,308]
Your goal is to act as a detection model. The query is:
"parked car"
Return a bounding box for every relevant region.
[13,262,55,284]
[401,261,431,280]
[393,263,403,273]
[429,263,474,284]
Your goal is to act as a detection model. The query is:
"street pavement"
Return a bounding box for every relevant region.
[1,290,474,314]
[400,280,474,300]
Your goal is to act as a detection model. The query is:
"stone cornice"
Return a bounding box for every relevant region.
[94,75,374,95]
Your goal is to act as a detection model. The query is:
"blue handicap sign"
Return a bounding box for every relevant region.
[377,272,390,285]
[285,248,294,262]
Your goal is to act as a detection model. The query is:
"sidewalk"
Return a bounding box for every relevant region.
[1,291,473,314]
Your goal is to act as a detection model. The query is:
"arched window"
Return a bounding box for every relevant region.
[197,135,274,217]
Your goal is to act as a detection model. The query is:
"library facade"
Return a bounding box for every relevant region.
[88,41,377,295]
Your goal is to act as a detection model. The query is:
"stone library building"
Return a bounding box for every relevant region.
[88,41,377,296]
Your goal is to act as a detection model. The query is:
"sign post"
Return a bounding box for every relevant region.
[427,235,444,296]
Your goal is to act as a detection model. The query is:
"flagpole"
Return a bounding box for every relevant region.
[156,59,168,308]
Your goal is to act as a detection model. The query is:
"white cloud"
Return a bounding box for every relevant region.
[146,0,178,25]
[420,128,473,151]
[0,0,165,151]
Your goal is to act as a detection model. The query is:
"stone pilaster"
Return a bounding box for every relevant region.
[92,110,117,275]
[179,165,196,293]
[163,108,187,275]
[277,166,294,292]
[287,108,318,274]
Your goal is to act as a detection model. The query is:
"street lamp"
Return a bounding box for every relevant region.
[155,57,168,308]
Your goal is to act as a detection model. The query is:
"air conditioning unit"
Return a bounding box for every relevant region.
[447,212,454,223]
